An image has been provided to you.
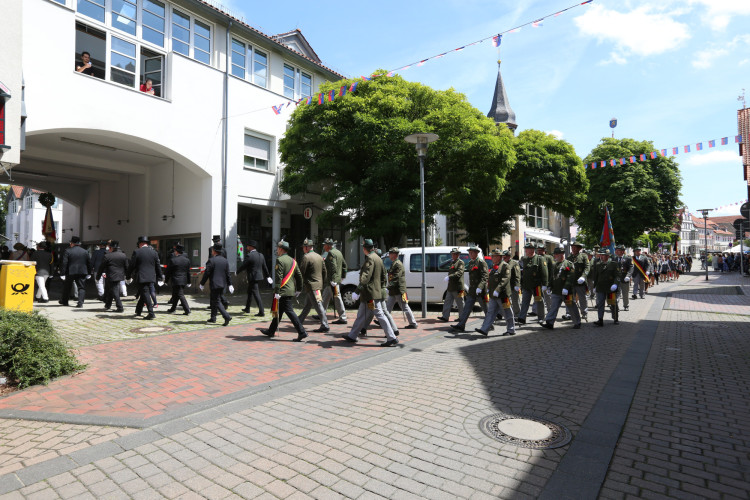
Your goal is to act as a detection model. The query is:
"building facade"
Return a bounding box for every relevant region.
[4,186,65,247]
[0,0,24,171]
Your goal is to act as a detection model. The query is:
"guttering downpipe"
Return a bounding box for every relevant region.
[221,20,232,249]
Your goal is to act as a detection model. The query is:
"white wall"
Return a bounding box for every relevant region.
[0,0,23,166]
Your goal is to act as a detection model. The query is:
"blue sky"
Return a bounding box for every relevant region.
[225,0,750,217]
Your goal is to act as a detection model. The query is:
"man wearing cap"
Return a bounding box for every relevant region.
[438,248,465,322]
[91,241,108,301]
[297,238,329,333]
[260,240,307,341]
[386,247,418,329]
[166,244,191,315]
[59,236,92,308]
[541,247,581,330]
[321,238,348,325]
[589,248,620,326]
[517,242,549,325]
[237,239,271,316]
[504,249,521,317]
[451,245,488,332]
[536,243,555,316]
[568,242,590,321]
[631,246,651,300]
[341,239,398,346]
[614,244,633,311]
[475,249,514,336]
[206,235,229,309]
[128,236,164,320]
[588,246,600,300]
[200,243,233,326]
[96,240,128,313]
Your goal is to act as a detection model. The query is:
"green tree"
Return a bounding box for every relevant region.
[578,138,682,246]
[279,73,515,246]
[0,184,8,237]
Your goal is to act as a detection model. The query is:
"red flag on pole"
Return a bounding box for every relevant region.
[42,206,56,243]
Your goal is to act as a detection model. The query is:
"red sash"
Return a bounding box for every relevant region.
[533,286,542,302]
[273,260,298,318]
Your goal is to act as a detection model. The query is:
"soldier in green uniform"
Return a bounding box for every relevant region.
[541,247,581,329]
[590,248,621,326]
[518,242,549,324]
[504,250,521,317]
[260,240,308,341]
[535,243,555,316]
[386,247,418,329]
[475,249,515,336]
[452,245,488,332]
[614,244,633,311]
[438,248,465,322]
[320,238,348,324]
[568,241,591,321]
[588,246,600,300]
[297,238,329,333]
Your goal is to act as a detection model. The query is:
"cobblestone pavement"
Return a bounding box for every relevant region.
[0,271,748,498]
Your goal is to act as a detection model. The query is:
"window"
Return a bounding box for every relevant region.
[110,36,137,86]
[141,47,163,96]
[172,9,211,64]
[231,39,245,78]
[526,204,549,229]
[193,20,211,64]
[171,9,190,56]
[111,0,136,35]
[24,196,34,210]
[231,39,268,87]
[243,134,271,171]
[78,0,105,23]
[75,22,106,79]
[283,64,295,99]
[9,200,19,214]
[253,50,268,87]
[283,63,312,99]
[142,0,165,47]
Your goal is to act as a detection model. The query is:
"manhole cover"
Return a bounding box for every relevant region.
[130,326,173,334]
[479,412,571,449]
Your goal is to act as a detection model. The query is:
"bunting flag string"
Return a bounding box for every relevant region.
[584,135,744,170]
[268,0,595,115]
[711,199,749,212]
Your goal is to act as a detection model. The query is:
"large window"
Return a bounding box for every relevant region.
[111,0,136,35]
[142,0,165,47]
[110,36,137,86]
[283,64,312,99]
[526,204,549,229]
[24,196,34,210]
[231,39,268,87]
[171,9,211,64]
[243,133,271,171]
[78,0,105,22]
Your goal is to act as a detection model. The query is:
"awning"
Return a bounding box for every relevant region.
[525,231,561,245]
[0,80,10,99]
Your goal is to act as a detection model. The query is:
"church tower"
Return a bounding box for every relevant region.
[487,61,517,133]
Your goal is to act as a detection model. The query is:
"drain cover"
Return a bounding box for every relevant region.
[479,412,571,449]
[130,326,173,334]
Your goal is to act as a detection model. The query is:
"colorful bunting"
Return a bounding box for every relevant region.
[696,142,703,151]
[672,147,679,155]
[721,137,729,145]
[736,135,743,143]
[639,154,647,161]
[650,151,657,159]
[492,35,502,47]
[661,149,667,157]
[684,145,691,153]
[708,140,715,148]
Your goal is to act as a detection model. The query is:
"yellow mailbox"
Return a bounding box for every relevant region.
[0,260,37,313]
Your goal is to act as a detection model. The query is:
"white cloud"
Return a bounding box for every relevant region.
[547,130,564,139]
[692,34,750,69]
[687,0,750,31]
[574,4,691,64]
[679,149,741,167]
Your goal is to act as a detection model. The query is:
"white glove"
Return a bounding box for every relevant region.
[624,276,631,282]
[610,284,618,291]
[646,271,651,276]
[331,281,337,287]
[577,277,585,285]
[562,288,569,296]
[493,290,499,297]
[266,277,273,285]
[102,273,106,279]
[295,291,301,298]
[541,286,548,292]
[186,283,191,288]
[61,276,66,281]
[199,284,204,291]
[274,293,281,299]
[475,288,482,294]
[228,285,234,294]
[86,275,91,280]
[444,276,450,282]
[352,292,360,301]
[514,286,520,292]
[126,278,132,284]
[158,281,164,287]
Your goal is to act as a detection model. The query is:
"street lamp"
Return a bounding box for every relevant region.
[698,209,712,281]
[405,133,439,318]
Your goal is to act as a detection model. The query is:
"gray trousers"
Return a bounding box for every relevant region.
[619,280,630,308]
[456,294,487,327]
[574,284,589,317]
[541,289,551,313]
[347,299,396,341]
[321,285,347,321]
[511,290,520,316]
[442,290,464,319]
[386,294,417,326]
[298,289,329,328]
[545,293,581,326]
[366,299,399,334]
[596,292,617,321]
[480,297,515,334]
[520,288,545,320]
[632,274,646,298]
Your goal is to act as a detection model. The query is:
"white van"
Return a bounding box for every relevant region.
[339,246,484,307]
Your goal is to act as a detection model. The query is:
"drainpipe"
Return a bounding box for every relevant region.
[221,20,232,251]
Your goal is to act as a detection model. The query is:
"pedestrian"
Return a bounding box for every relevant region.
[59,236,92,308]
[505,249,521,317]
[631,247,651,299]
[200,243,233,326]
[97,240,128,313]
[320,238,348,325]
[237,239,271,316]
[437,248,465,322]
[10,242,30,261]
[541,247,581,330]
[614,245,633,311]
[451,245,489,332]
[33,242,53,303]
[385,247,418,329]
[475,249,515,336]
[517,242,549,325]
[207,235,229,309]
[588,247,600,300]
[166,243,191,315]
[127,235,163,320]
[260,240,308,341]
[341,239,398,346]
[535,243,555,316]
[590,248,620,327]
[296,238,330,333]
[568,242,590,321]
[91,240,107,301]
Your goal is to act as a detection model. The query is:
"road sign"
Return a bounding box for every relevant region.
[734,218,746,231]
[741,202,749,219]
[303,207,312,220]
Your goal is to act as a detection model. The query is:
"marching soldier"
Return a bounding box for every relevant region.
[320,238,348,324]
[568,242,590,321]
[541,247,581,329]
[631,246,651,299]
[438,248,465,322]
[199,243,233,326]
[260,240,308,341]
[475,249,514,336]
[297,238,330,333]
[517,242,549,325]
[588,246,600,300]
[165,243,191,315]
[451,245,488,332]
[536,243,555,316]
[590,248,620,326]
[614,244,633,311]
[504,250,521,317]
[386,247,418,329]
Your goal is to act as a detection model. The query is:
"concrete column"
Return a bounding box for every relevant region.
[272,206,281,271]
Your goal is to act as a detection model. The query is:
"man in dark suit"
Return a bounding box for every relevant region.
[97,240,128,312]
[237,239,270,316]
[166,243,191,315]
[127,236,163,320]
[206,235,229,308]
[59,236,92,308]
[200,243,233,326]
[91,241,107,301]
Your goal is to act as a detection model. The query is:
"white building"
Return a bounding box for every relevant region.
[673,207,700,255]
[4,186,65,247]
[10,0,345,269]
[0,0,24,171]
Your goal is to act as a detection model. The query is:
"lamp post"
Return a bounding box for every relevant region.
[405,133,439,318]
[698,209,712,281]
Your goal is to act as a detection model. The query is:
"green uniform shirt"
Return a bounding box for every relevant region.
[300,250,327,291]
[550,259,577,295]
[508,259,521,289]
[325,248,347,283]
[488,261,511,299]
[590,259,621,293]
[570,252,590,280]
[274,254,303,297]
[520,254,548,290]
[615,255,633,280]
[387,259,407,296]
[466,257,489,298]
[357,252,387,302]
[542,254,555,287]
[446,257,465,292]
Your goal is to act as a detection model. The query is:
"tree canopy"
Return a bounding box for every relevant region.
[577,138,682,246]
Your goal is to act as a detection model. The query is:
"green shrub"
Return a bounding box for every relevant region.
[0,308,86,388]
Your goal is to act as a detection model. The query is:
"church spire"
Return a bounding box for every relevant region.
[487,61,517,133]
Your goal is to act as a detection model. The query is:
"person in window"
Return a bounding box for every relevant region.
[140,78,155,95]
[76,51,94,75]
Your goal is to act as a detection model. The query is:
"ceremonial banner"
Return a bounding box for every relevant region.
[599,205,616,255]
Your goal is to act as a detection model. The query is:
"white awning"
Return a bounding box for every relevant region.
[525,231,561,245]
